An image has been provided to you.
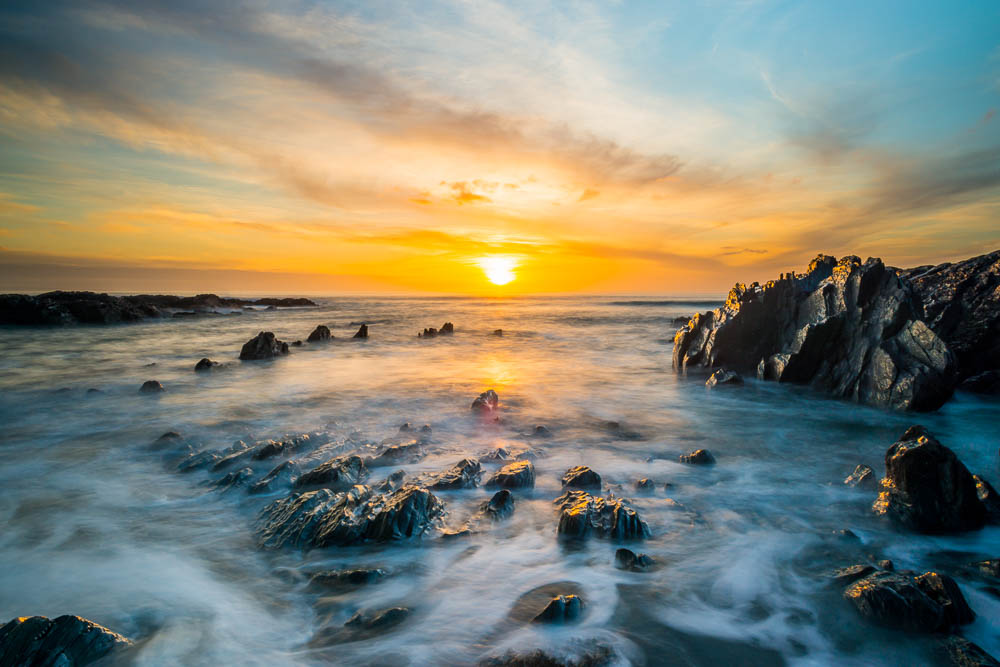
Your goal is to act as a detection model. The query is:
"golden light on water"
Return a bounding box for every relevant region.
[478,256,518,285]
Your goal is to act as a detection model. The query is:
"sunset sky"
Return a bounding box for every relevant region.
[1,1,998,294]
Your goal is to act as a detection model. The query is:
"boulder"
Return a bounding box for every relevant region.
[561,466,602,489]
[139,380,164,394]
[615,547,655,571]
[491,329,503,337]
[485,461,535,489]
[844,570,974,633]
[673,255,957,411]
[212,466,254,492]
[635,478,655,492]
[679,449,715,464]
[309,568,386,589]
[706,368,743,388]
[353,324,368,339]
[471,389,499,416]
[257,484,445,549]
[370,441,424,466]
[0,614,132,666]
[829,564,877,586]
[239,331,289,360]
[900,250,1000,383]
[872,427,985,533]
[307,325,331,342]
[249,460,303,495]
[844,464,877,490]
[555,490,650,541]
[533,595,583,623]
[481,489,515,521]
[974,475,1000,522]
[532,425,552,438]
[939,637,1000,667]
[194,357,220,372]
[428,458,481,490]
[344,607,410,631]
[295,455,369,490]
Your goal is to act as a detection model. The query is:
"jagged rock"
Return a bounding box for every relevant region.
[194,357,220,372]
[257,484,445,549]
[420,327,438,338]
[471,389,499,416]
[486,461,535,489]
[673,255,957,411]
[481,489,515,521]
[872,426,985,533]
[533,595,583,623]
[239,331,289,360]
[615,547,654,571]
[151,431,182,448]
[844,570,974,633]
[139,380,164,394]
[939,637,1000,667]
[212,467,254,492]
[428,459,481,490]
[679,449,715,464]
[706,368,743,388]
[845,464,876,490]
[353,324,368,339]
[440,322,454,334]
[345,607,410,630]
[635,478,655,492]
[829,564,876,586]
[959,370,1000,395]
[309,568,386,588]
[250,460,303,494]
[210,433,318,471]
[0,614,132,666]
[599,420,642,440]
[491,329,503,337]
[561,466,602,489]
[973,475,1000,522]
[532,425,552,438]
[555,490,650,541]
[419,322,455,338]
[295,455,369,490]
[370,441,424,466]
[479,643,616,667]
[483,447,511,461]
[900,250,1000,382]
[307,325,331,342]
[878,560,894,571]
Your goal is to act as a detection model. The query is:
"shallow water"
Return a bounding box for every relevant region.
[0,296,997,666]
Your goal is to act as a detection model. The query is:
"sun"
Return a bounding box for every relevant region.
[478,256,518,285]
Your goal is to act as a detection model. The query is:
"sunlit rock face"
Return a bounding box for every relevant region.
[673,255,957,411]
[554,490,649,541]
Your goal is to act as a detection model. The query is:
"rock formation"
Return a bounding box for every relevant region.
[485,461,535,489]
[240,331,289,360]
[555,490,650,540]
[307,325,332,342]
[0,614,132,666]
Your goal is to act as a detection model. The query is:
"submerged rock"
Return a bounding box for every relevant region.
[615,547,655,571]
[635,478,655,492]
[555,490,650,541]
[532,425,552,438]
[939,637,1000,667]
[829,564,877,586]
[479,643,616,667]
[0,614,132,666]
[257,484,445,549]
[428,458,481,490]
[491,329,503,337]
[345,607,410,631]
[561,466,602,489]
[309,568,386,589]
[533,595,584,623]
[419,322,455,338]
[872,426,985,533]
[706,368,743,388]
[481,489,515,521]
[194,357,220,372]
[844,570,975,633]
[307,325,332,342]
[139,380,164,394]
[370,441,424,466]
[486,461,535,489]
[471,389,499,416]
[249,460,303,494]
[679,449,715,464]
[353,324,368,339]
[212,466,254,492]
[239,331,289,360]
[673,255,957,411]
[844,464,877,490]
[294,455,369,490]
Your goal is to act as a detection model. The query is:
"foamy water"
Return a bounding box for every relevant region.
[0,296,997,665]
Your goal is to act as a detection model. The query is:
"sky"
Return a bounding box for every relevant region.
[0,0,998,295]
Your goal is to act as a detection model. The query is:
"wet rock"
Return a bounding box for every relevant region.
[829,564,876,586]
[872,426,985,533]
[959,370,1000,395]
[532,425,552,438]
[939,636,1000,667]
[673,255,957,411]
[309,568,386,589]
[599,420,642,440]
[843,570,975,633]
[307,325,332,342]
[249,460,303,494]
[533,595,584,623]
[239,331,289,360]
[483,447,511,461]
[679,449,715,464]
[370,441,424,466]
[440,322,454,334]
[398,422,412,432]
[86,387,102,394]
[672,315,691,326]
[151,431,183,448]
[491,329,503,337]
[295,455,369,490]
[0,614,132,666]
[345,607,410,631]
[635,478,655,492]
[471,389,499,416]
[555,490,650,541]
[832,528,860,542]
[420,424,432,434]
[845,464,876,490]
[973,475,1000,522]
[428,458,481,490]
[419,322,454,338]
[615,547,654,571]
[257,484,445,549]
[211,433,317,471]
[878,560,895,571]
[194,357,220,372]
[486,461,535,489]
[561,466,602,489]
[479,643,616,667]
[375,470,407,493]
[481,489,515,521]
[971,559,1000,579]
[353,324,368,339]
[706,368,743,388]
[212,466,254,492]
[420,327,439,337]
[290,340,303,346]
[139,380,164,394]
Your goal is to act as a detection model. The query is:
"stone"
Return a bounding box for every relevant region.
[673,255,958,411]
[370,441,424,466]
[706,368,743,388]
[239,331,289,360]
[249,460,303,494]
[914,571,975,627]
[843,570,975,633]
[844,464,876,490]
[939,637,1000,667]
[555,490,650,541]
[0,614,132,666]
[561,466,602,489]
[295,455,369,490]
[307,325,331,342]
[829,564,876,586]
[615,547,654,571]
[194,357,220,372]
[440,322,454,334]
[353,324,368,339]
[973,474,1000,522]
[486,461,535,489]
[481,489,515,521]
[212,467,254,492]
[309,568,386,588]
[635,478,655,492]
[872,427,986,533]
[679,449,715,464]
[532,425,552,438]
[533,595,584,623]
[492,329,503,336]
[428,458,481,490]
[959,370,1000,395]
[471,389,499,416]
[345,607,410,630]
[139,380,164,393]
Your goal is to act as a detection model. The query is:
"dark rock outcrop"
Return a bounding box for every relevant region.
[344,607,410,631]
[257,484,445,549]
[194,357,219,372]
[940,637,1000,667]
[370,441,424,466]
[561,466,602,489]
[635,478,655,492]
[0,614,132,666]
[959,370,1000,395]
[471,389,499,416]
[615,547,654,571]
[900,250,1000,383]
[872,426,985,533]
[486,461,535,489]
[533,595,583,623]
[353,324,368,339]
[139,380,164,394]
[532,425,552,438]
[419,322,455,338]
[844,464,876,490]
[673,255,957,411]
[481,489,515,521]
[706,368,743,388]
[239,331,289,360]
[307,325,332,342]
[973,475,1000,522]
[428,458,481,490]
[555,490,650,541]
[679,449,715,464]
[249,460,303,495]
[844,570,974,633]
[294,455,369,490]
[829,564,877,586]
